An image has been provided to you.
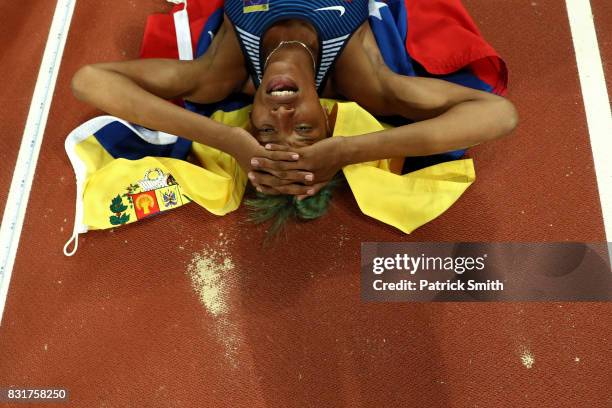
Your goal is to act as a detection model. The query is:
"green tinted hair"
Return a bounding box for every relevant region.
[245,174,344,236]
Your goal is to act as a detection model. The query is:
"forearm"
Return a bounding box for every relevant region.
[71,65,237,153]
[340,98,518,165]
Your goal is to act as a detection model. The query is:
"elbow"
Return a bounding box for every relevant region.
[71,64,98,102]
[500,99,519,136]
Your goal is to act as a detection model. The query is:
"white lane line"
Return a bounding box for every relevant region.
[0,0,77,325]
[565,1,612,245]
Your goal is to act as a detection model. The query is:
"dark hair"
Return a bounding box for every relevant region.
[245,174,344,236]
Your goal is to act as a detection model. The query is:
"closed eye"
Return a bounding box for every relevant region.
[257,127,276,136]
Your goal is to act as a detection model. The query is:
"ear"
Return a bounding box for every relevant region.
[322,106,330,136]
[245,112,256,136]
[326,104,338,135]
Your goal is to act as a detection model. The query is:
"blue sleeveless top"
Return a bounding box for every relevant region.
[224,0,369,93]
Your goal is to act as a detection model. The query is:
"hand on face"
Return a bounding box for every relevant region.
[248,136,346,199]
[231,127,301,177]
[247,59,340,197]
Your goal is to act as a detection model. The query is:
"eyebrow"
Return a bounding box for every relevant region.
[254,130,278,144]
[252,121,323,143]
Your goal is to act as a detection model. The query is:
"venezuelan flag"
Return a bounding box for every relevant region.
[64,102,476,256]
[63,113,248,256]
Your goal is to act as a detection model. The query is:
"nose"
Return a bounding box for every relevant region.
[271,105,295,117]
[271,105,295,135]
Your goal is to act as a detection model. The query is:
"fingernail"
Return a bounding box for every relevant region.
[256,187,263,192]
[305,174,314,181]
[248,172,255,180]
[307,189,315,195]
[265,144,272,150]
[251,159,259,166]
[291,154,299,160]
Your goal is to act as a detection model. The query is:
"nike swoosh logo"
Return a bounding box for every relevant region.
[315,6,346,16]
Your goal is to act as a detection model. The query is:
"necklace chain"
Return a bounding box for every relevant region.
[263,41,317,74]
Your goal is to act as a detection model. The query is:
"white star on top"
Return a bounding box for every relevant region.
[368,0,388,20]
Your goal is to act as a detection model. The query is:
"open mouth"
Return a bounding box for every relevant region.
[266,76,299,96]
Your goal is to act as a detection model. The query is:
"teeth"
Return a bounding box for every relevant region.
[270,90,296,96]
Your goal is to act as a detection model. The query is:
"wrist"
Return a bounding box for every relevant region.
[184,115,230,148]
[228,126,258,167]
[218,126,250,156]
[336,136,358,167]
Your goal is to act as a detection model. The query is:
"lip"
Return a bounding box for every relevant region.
[265,76,299,104]
[266,92,298,104]
[266,75,299,93]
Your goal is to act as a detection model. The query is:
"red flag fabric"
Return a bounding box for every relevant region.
[139,0,507,94]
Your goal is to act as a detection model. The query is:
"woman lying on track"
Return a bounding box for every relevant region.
[71,0,518,201]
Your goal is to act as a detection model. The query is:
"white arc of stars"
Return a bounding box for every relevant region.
[369,0,388,20]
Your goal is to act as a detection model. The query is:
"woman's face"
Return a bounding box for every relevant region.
[250,61,329,148]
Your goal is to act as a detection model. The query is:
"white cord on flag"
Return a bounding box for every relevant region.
[63,231,79,257]
[63,180,84,257]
